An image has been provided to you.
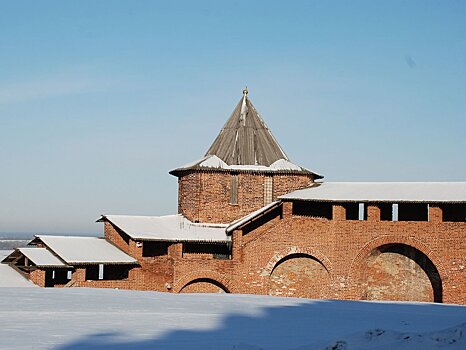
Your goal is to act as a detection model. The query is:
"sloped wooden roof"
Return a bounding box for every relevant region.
[205,92,289,166]
[170,90,323,178]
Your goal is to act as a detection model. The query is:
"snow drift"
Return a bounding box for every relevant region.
[0,288,464,349]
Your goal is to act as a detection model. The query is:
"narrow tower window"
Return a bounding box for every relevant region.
[264,176,273,205]
[230,174,238,205]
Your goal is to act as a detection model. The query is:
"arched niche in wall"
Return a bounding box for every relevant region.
[269,253,330,299]
[360,243,442,303]
[179,278,229,294]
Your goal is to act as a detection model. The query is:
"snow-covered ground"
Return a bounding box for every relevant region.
[0,288,464,350]
[0,250,36,287]
[0,264,36,287]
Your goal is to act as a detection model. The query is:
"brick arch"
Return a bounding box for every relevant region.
[261,246,334,277]
[262,246,334,299]
[348,235,447,302]
[173,270,235,293]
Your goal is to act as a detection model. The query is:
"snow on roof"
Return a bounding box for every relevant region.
[227,201,281,233]
[169,91,323,178]
[35,235,137,265]
[18,247,68,267]
[170,155,321,176]
[280,182,466,203]
[101,214,230,243]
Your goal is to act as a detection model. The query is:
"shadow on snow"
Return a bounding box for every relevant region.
[55,298,465,350]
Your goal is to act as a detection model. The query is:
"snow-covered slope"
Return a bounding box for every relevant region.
[0,288,464,350]
[0,264,36,287]
[295,323,466,350]
[0,250,36,287]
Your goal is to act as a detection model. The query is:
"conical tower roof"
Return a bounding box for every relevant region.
[205,88,288,166]
[170,89,322,179]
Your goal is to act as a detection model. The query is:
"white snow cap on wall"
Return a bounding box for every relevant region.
[173,155,313,173]
[280,182,466,202]
[100,214,230,242]
[18,247,68,267]
[35,235,137,265]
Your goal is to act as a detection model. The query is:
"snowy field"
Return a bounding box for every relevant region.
[0,250,37,288]
[0,287,464,350]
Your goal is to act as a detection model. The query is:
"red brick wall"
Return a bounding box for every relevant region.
[173,257,237,293]
[104,222,130,254]
[364,250,433,302]
[71,267,134,289]
[269,255,330,298]
[97,224,180,291]
[230,202,465,304]
[29,269,46,287]
[177,172,202,222]
[177,171,313,223]
[50,192,465,305]
[273,174,313,199]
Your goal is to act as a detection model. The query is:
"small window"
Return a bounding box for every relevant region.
[85,266,99,280]
[230,174,238,205]
[292,201,333,220]
[143,241,170,257]
[183,242,231,259]
[103,266,130,280]
[441,204,466,222]
[264,176,273,205]
[398,203,428,221]
[344,203,359,220]
[86,265,130,280]
[379,203,393,221]
[53,270,70,283]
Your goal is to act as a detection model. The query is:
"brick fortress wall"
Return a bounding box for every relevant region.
[90,177,465,305]
[69,200,464,304]
[229,202,465,304]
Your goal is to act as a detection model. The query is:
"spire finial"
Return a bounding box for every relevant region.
[243,86,248,96]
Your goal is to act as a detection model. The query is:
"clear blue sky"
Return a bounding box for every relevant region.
[1,1,465,234]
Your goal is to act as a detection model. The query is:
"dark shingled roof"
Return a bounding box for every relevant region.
[205,90,288,166]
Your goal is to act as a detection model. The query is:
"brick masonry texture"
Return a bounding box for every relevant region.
[30,269,46,287]
[177,170,313,223]
[232,202,465,304]
[68,182,463,305]
[26,173,465,305]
